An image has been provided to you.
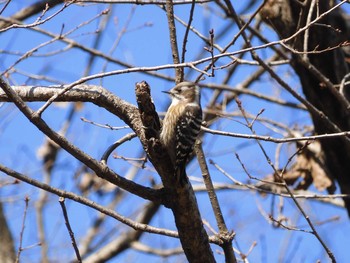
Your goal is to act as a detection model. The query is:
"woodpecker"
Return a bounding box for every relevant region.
[160,82,202,185]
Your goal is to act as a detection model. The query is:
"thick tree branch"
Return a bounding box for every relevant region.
[0,81,164,205]
[135,81,161,139]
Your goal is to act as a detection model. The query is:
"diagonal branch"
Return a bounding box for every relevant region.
[0,164,177,238]
[165,0,183,82]
[84,202,160,263]
[0,0,64,29]
[0,80,164,204]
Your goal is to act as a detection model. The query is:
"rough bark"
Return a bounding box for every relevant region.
[260,0,350,215]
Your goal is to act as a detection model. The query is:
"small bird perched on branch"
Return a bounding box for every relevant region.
[160,82,202,185]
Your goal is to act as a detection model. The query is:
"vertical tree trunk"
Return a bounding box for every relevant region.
[260,0,350,215]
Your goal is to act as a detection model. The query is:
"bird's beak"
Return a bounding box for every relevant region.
[162,90,171,95]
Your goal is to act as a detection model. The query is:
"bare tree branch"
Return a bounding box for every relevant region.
[165,0,183,82]
[59,197,82,263]
[84,202,160,263]
[195,141,236,263]
[0,80,164,204]
[0,164,177,238]
[0,0,64,29]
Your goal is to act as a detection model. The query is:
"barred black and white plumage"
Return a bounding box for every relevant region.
[160,82,202,185]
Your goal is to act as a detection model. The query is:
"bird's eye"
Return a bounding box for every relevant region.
[176,86,185,93]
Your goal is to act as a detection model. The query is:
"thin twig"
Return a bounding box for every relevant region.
[234,153,284,187]
[181,0,196,64]
[220,2,349,143]
[303,0,317,60]
[0,164,180,239]
[203,166,347,206]
[195,0,267,82]
[202,126,350,143]
[15,196,29,263]
[0,0,12,16]
[0,16,175,82]
[81,117,130,130]
[0,1,72,33]
[235,96,335,262]
[59,197,82,263]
